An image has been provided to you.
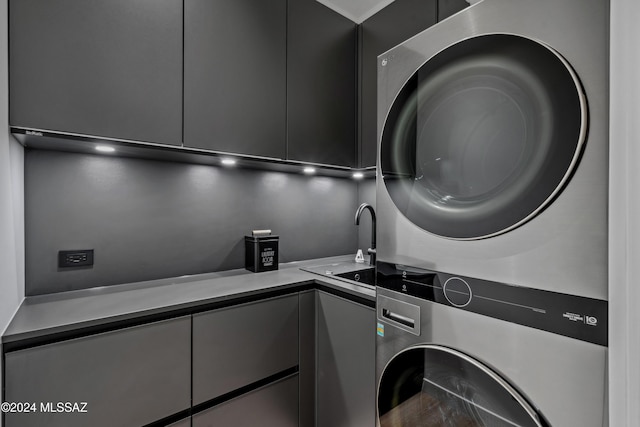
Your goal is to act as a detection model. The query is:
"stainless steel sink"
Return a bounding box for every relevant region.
[301,261,375,287]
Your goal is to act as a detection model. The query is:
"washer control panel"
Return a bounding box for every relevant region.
[376,261,608,347]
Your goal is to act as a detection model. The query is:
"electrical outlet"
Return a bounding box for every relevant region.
[58,249,94,268]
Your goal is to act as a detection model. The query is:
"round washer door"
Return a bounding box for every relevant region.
[377,345,546,427]
[380,34,586,239]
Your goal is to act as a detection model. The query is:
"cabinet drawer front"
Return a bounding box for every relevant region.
[192,294,299,405]
[192,375,299,427]
[167,417,192,427]
[4,316,191,427]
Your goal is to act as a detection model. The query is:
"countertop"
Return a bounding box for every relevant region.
[2,255,376,346]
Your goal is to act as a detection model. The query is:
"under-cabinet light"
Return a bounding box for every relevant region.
[95,145,115,153]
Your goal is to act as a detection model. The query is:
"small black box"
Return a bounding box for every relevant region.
[245,235,279,272]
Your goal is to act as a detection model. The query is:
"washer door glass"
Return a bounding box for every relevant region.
[380,34,586,239]
[378,345,546,427]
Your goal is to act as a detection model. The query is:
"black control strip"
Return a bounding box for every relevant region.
[377,262,608,346]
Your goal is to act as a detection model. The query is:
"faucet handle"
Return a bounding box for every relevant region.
[367,248,377,266]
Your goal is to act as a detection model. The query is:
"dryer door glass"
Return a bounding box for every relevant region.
[380,34,586,239]
[378,345,545,427]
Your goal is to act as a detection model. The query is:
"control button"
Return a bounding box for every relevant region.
[443,277,472,307]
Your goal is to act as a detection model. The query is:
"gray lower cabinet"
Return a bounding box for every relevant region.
[168,418,192,427]
[184,0,287,159]
[298,291,316,427]
[9,0,183,145]
[316,291,376,427]
[192,294,299,405]
[3,316,191,427]
[3,290,373,427]
[192,375,299,427]
[286,0,357,167]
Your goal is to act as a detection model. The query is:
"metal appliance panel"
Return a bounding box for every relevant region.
[376,287,609,427]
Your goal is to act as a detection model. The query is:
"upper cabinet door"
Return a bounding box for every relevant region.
[184,0,287,159]
[9,0,183,145]
[287,0,357,167]
[438,0,471,22]
[359,0,438,167]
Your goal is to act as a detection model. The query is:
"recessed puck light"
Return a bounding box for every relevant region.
[95,145,115,153]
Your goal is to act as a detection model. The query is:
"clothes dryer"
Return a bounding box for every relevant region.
[376,0,609,300]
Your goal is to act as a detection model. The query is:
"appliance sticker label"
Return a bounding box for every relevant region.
[585,315,598,326]
[563,312,584,322]
[563,312,599,326]
[377,322,385,337]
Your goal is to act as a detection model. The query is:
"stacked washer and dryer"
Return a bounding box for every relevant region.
[374,0,609,426]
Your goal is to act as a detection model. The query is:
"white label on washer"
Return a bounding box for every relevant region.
[563,312,584,322]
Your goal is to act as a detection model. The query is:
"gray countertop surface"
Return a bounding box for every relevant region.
[2,255,376,345]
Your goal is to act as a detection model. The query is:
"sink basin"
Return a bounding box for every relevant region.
[301,261,375,287]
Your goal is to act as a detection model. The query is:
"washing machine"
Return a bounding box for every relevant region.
[375,263,608,426]
[375,0,609,425]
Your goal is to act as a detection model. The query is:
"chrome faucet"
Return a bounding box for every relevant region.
[355,203,376,266]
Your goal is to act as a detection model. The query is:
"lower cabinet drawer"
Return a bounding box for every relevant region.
[192,375,299,427]
[192,294,299,405]
[167,417,191,427]
[3,316,191,427]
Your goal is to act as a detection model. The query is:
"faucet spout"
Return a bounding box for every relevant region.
[355,203,376,266]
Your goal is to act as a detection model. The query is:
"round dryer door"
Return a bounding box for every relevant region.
[377,345,546,427]
[380,34,586,239]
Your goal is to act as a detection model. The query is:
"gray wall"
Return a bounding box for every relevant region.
[609,0,640,424]
[1,1,26,423]
[25,150,359,295]
[0,139,23,319]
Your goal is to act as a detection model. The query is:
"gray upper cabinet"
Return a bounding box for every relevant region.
[9,0,183,145]
[438,0,470,22]
[359,0,438,167]
[287,0,357,167]
[184,0,287,159]
[4,316,191,427]
[9,0,464,166]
